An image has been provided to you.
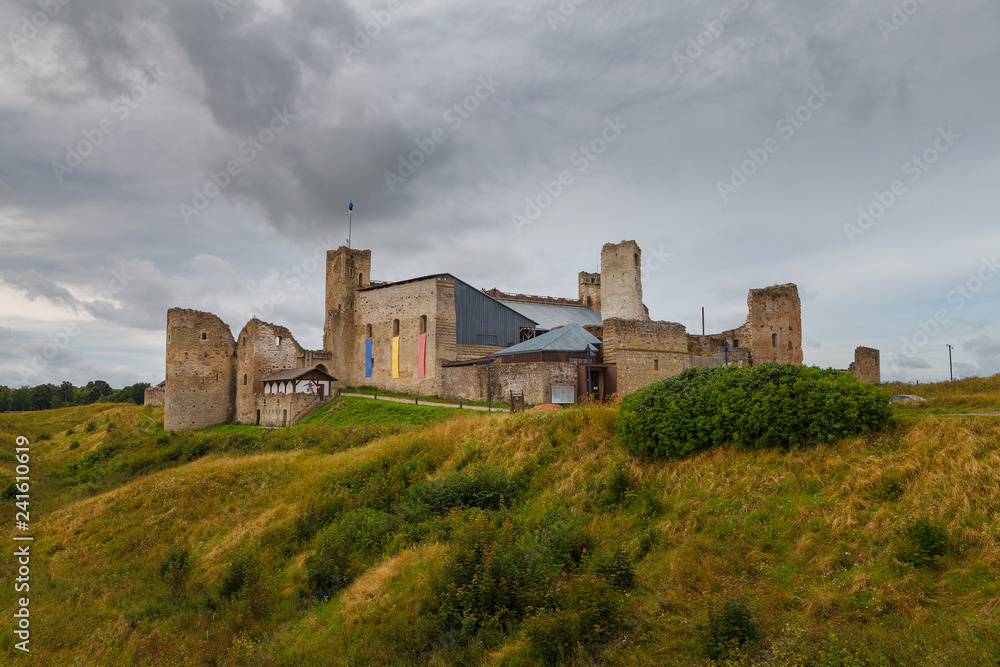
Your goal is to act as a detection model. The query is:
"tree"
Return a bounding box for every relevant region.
[0,386,11,413]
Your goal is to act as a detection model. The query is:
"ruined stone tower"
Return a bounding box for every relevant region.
[323,247,371,381]
[849,346,881,384]
[164,308,237,431]
[742,284,803,365]
[234,319,305,424]
[579,271,601,312]
[600,240,647,321]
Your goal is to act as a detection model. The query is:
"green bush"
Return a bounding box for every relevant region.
[897,517,949,569]
[304,526,355,600]
[335,508,401,558]
[159,547,191,595]
[617,364,893,458]
[404,466,518,515]
[220,546,262,600]
[523,608,580,665]
[593,546,635,590]
[85,421,96,433]
[69,440,80,450]
[703,597,761,659]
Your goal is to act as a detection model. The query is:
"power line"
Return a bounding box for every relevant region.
[882,346,949,359]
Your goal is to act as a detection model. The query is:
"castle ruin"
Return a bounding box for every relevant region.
[158,240,874,430]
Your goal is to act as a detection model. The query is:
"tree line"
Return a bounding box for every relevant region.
[0,381,151,412]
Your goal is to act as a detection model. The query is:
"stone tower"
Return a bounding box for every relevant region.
[164,308,237,431]
[600,240,647,321]
[579,271,601,311]
[744,284,803,365]
[323,246,371,382]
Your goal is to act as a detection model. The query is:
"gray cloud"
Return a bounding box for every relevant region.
[1,0,999,385]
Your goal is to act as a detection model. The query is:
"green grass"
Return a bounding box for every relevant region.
[1,377,999,665]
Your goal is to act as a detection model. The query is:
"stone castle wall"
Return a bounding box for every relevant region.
[743,284,803,365]
[602,318,689,395]
[849,346,881,384]
[600,241,647,321]
[349,276,456,395]
[235,319,306,424]
[441,361,578,405]
[164,308,237,431]
[578,271,601,312]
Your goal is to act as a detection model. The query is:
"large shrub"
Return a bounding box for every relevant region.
[617,364,893,458]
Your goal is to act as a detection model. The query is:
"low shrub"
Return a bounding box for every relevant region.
[703,597,761,660]
[220,546,262,600]
[304,526,355,600]
[159,547,191,595]
[897,517,949,569]
[618,363,893,458]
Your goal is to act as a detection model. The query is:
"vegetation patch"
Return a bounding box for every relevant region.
[617,363,894,458]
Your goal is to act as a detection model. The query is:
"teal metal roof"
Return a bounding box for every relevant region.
[493,323,601,357]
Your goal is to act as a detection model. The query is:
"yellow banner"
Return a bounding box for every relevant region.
[392,336,400,378]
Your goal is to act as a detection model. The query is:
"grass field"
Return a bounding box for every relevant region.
[0,378,998,665]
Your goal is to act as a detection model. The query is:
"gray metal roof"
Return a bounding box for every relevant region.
[495,299,601,330]
[494,323,601,357]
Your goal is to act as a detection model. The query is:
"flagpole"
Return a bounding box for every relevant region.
[348,201,354,248]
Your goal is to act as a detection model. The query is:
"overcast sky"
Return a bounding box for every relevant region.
[1,0,998,388]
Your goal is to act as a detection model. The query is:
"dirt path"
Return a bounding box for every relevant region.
[339,392,501,412]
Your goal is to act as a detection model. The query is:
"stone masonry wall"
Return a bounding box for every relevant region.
[441,361,579,405]
[234,319,306,424]
[324,247,371,381]
[600,240,647,321]
[849,346,881,384]
[143,384,165,406]
[578,271,601,312]
[744,284,803,365]
[602,318,689,395]
[165,308,237,431]
[352,276,454,395]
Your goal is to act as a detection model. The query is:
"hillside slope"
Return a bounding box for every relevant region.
[1,397,999,665]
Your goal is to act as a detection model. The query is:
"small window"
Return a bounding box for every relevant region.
[359,273,364,286]
[634,253,640,268]
[201,332,207,341]
[591,278,595,284]
[276,336,281,346]
[772,333,778,348]
[733,339,739,348]
[586,296,592,307]
[216,372,220,381]
[393,319,400,336]
[420,315,427,334]
[166,333,171,344]
[366,324,373,338]
[654,359,659,371]
[243,374,248,386]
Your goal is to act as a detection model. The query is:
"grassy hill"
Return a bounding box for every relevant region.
[1,388,999,666]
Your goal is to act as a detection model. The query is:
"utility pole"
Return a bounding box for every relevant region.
[947,344,954,382]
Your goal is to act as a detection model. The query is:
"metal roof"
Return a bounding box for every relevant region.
[495,299,601,330]
[261,366,337,382]
[494,323,601,357]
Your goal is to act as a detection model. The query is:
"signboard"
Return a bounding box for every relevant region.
[551,385,575,404]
